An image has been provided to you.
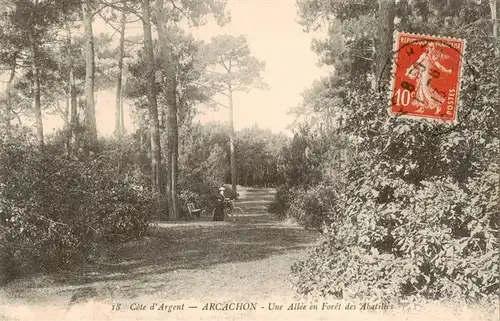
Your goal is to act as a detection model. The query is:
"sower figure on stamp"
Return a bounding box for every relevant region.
[405,42,453,114]
[213,186,226,221]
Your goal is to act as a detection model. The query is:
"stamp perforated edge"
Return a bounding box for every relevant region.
[387,31,467,125]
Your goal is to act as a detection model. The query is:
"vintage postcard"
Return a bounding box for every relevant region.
[0,1,498,321]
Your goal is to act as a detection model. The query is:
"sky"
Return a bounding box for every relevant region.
[34,0,327,137]
[192,0,327,135]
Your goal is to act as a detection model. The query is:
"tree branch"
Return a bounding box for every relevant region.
[97,11,121,34]
[10,108,23,126]
[126,17,141,24]
[191,81,229,97]
[207,97,228,109]
[219,57,230,73]
[98,0,144,23]
[349,53,373,62]
[232,84,248,92]
[170,0,190,22]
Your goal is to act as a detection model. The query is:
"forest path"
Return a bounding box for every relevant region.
[0,186,322,321]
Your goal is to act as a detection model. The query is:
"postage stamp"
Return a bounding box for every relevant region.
[389,31,466,123]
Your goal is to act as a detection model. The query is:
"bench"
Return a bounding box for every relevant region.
[187,203,202,219]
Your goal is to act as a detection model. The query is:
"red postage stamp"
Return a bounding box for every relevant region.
[389,32,466,122]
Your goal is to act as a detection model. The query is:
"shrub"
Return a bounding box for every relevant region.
[286,184,338,230]
[177,124,227,214]
[291,164,499,302]
[268,184,292,219]
[178,190,203,219]
[0,140,156,284]
[287,0,498,307]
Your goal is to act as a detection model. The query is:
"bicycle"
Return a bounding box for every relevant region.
[212,198,243,221]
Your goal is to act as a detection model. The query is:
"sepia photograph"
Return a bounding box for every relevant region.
[0,0,498,320]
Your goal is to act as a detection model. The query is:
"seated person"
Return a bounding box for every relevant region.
[213,186,226,221]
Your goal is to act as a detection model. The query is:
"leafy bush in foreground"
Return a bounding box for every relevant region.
[291,163,498,301]
[287,1,498,303]
[0,140,156,284]
[267,184,292,219]
[286,183,338,230]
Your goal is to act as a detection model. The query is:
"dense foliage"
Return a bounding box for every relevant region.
[234,125,288,187]
[156,120,288,217]
[0,133,157,284]
[277,0,499,303]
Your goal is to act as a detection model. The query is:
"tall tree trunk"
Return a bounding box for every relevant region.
[115,5,126,138]
[170,110,179,219]
[160,108,166,130]
[58,99,69,147]
[375,0,396,88]
[155,0,179,220]
[3,53,17,139]
[170,63,180,220]
[491,0,499,177]
[66,24,78,152]
[82,0,98,152]
[142,0,163,202]
[120,92,125,134]
[228,82,237,195]
[370,38,377,90]
[28,31,44,147]
[491,0,499,57]
[64,96,70,151]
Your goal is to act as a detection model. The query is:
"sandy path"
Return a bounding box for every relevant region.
[1,187,496,321]
[0,187,322,321]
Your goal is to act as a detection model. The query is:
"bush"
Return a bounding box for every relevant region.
[286,184,338,230]
[268,184,292,219]
[0,140,156,284]
[286,0,498,306]
[177,124,228,215]
[291,164,499,302]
